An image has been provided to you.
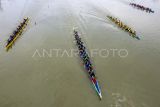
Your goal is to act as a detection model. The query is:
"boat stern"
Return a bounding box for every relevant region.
[99,92,102,100]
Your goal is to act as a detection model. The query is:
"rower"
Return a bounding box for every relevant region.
[89,70,95,78]
[151,10,154,13]
[79,49,86,57]
[7,35,14,42]
[76,36,81,40]
[13,30,18,35]
[83,54,89,61]
[127,28,131,32]
[24,18,27,22]
[7,40,11,44]
[75,35,79,39]
[77,40,83,45]
[17,26,21,31]
[125,26,129,31]
[87,63,92,70]
[78,44,85,51]
[7,37,12,43]
[75,36,80,41]
[83,54,89,60]
[22,21,26,25]
[74,30,79,36]
[80,50,87,57]
[85,61,92,69]
[83,55,90,64]
[79,48,85,53]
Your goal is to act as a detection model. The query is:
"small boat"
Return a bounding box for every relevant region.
[107,15,140,40]
[6,17,29,51]
[130,3,154,13]
[73,28,102,100]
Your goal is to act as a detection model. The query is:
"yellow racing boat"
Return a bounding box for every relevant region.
[6,17,29,51]
[107,16,140,40]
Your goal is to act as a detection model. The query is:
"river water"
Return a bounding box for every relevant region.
[0,0,160,107]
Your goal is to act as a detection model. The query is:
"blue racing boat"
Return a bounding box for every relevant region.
[73,28,102,100]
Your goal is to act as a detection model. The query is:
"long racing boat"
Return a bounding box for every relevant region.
[130,3,154,13]
[107,15,140,40]
[6,17,29,51]
[73,28,102,100]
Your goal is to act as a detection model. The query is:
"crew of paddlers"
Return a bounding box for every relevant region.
[6,18,29,50]
[107,15,140,40]
[130,3,154,13]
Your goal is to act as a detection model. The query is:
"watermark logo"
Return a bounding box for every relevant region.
[32,48,129,58]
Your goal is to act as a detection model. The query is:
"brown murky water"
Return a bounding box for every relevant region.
[0,0,160,107]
